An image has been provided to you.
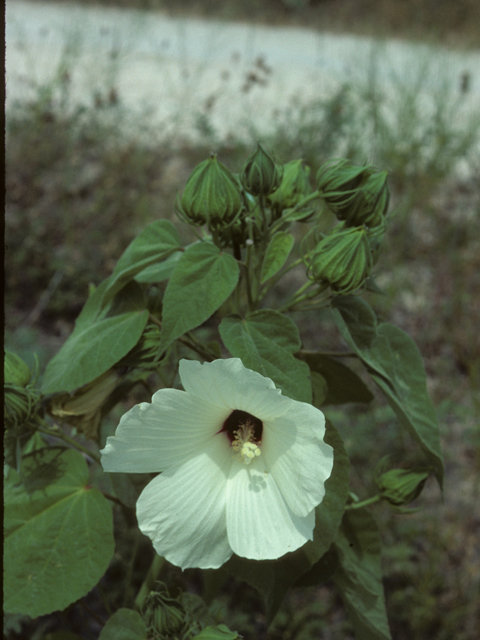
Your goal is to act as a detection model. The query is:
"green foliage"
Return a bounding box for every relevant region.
[303,352,374,405]
[260,231,295,283]
[98,609,148,640]
[4,447,115,617]
[4,138,446,640]
[219,309,312,402]
[102,219,181,307]
[42,309,149,394]
[160,241,240,352]
[334,509,392,640]
[332,296,444,487]
[194,624,240,640]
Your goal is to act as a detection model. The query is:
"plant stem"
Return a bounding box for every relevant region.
[270,190,321,233]
[345,494,382,510]
[149,314,215,362]
[134,553,166,610]
[259,256,305,300]
[277,280,317,312]
[37,422,101,465]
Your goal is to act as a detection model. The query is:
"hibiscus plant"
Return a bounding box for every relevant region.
[4,144,444,639]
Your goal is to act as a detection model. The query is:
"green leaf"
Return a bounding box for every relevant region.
[223,419,349,624]
[332,298,443,487]
[334,509,392,640]
[219,309,312,403]
[160,242,239,352]
[4,448,115,618]
[303,353,374,405]
[260,231,295,283]
[98,609,148,640]
[193,624,240,640]
[332,296,378,350]
[42,310,149,394]
[102,220,181,307]
[135,250,182,283]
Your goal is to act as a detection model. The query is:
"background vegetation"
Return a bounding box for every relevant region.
[5,0,480,638]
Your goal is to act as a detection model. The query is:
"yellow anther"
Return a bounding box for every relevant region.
[231,420,262,464]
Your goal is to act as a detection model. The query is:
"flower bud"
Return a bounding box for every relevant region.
[376,465,431,510]
[267,159,312,210]
[175,155,242,228]
[317,159,389,227]
[143,583,186,638]
[240,142,282,196]
[307,225,372,293]
[338,171,390,228]
[4,383,43,431]
[316,159,370,208]
[5,351,32,387]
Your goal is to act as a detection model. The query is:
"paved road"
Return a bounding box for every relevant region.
[6,0,480,147]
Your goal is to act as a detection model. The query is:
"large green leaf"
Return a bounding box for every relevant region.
[219,310,312,403]
[334,509,392,640]
[260,231,295,283]
[42,310,149,394]
[4,448,114,618]
[134,251,182,283]
[102,220,181,307]
[98,609,147,640]
[332,296,378,350]
[303,353,374,405]
[332,297,443,487]
[224,419,349,623]
[160,242,239,352]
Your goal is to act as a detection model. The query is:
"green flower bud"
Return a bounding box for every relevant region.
[376,463,431,510]
[240,142,282,196]
[317,159,390,227]
[316,158,371,208]
[267,159,312,210]
[307,225,372,293]
[143,583,187,638]
[4,384,43,431]
[175,155,242,228]
[339,171,390,228]
[5,351,32,387]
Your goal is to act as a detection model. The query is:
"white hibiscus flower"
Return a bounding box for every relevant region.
[101,358,334,570]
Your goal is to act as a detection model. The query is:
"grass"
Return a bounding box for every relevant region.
[5,5,480,640]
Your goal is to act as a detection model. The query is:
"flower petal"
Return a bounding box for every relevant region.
[226,455,315,560]
[179,358,292,420]
[262,402,333,517]
[101,388,228,473]
[136,434,234,570]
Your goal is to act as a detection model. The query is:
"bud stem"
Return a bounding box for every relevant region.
[134,553,166,610]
